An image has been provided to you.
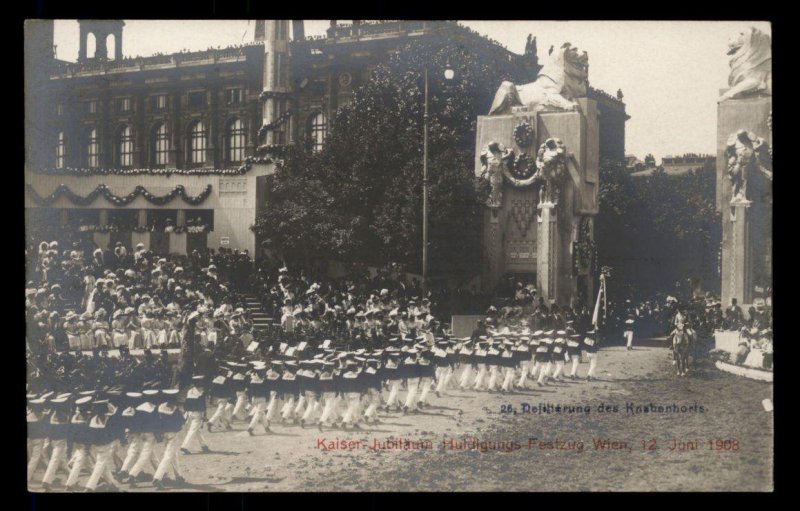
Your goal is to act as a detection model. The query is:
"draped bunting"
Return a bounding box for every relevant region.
[252,145,286,158]
[25,183,213,207]
[258,110,294,139]
[259,90,292,102]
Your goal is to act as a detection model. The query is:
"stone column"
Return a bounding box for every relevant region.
[170,210,188,254]
[78,25,87,61]
[482,208,505,292]
[261,20,291,147]
[724,199,753,305]
[537,202,559,304]
[94,210,110,249]
[132,210,150,250]
[95,33,108,60]
[717,95,771,307]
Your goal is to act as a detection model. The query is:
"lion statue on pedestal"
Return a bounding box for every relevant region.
[718,27,772,103]
[489,43,589,115]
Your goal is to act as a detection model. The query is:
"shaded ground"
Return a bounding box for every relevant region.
[30,343,773,492]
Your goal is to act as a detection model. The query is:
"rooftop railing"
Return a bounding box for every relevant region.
[52,43,264,77]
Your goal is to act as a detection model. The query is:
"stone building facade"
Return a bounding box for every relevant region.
[25,20,628,258]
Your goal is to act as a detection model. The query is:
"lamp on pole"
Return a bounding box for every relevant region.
[422,62,454,294]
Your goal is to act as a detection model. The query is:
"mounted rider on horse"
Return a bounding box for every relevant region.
[670,308,697,376]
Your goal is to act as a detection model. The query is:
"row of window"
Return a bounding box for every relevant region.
[68,89,246,117]
[56,118,247,168]
[54,111,328,168]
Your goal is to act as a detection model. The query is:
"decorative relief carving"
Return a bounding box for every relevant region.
[725,130,771,202]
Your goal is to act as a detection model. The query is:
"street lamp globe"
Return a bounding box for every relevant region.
[444,68,455,80]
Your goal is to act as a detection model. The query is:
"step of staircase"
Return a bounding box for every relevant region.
[242,294,272,331]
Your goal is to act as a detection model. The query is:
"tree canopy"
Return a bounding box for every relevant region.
[596,159,721,300]
[252,37,534,277]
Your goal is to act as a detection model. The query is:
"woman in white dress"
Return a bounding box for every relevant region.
[65,312,81,350]
[166,309,182,346]
[92,309,110,348]
[78,312,94,350]
[141,311,156,349]
[154,309,169,347]
[111,309,128,348]
[125,307,141,348]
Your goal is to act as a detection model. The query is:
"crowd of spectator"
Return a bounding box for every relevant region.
[26,224,774,392]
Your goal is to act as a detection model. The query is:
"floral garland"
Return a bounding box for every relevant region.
[258,110,294,139]
[237,154,279,173]
[575,218,595,268]
[26,183,213,207]
[36,167,249,177]
[78,225,117,233]
[259,90,292,102]
[513,121,535,148]
[255,145,287,158]
[502,152,538,188]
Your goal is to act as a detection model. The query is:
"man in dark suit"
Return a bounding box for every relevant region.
[726,298,744,330]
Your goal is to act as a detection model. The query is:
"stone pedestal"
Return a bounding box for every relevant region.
[475,99,599,306]
[537,202,559,304]
[717,94,771,306]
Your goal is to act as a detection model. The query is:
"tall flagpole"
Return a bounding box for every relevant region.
[422,66,429,294]
[592,272,609,328]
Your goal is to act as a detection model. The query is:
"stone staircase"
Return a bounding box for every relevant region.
[243,294,272,332]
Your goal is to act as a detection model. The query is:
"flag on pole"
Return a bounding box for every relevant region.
[592,275,604,328]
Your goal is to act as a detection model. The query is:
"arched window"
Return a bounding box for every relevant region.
[226,118,246,163]
[309,112,327,152]
[106,34,116,60]
[56,132,65,169]
[117,125,134,167]
[152,123,169,166]
[188,121,207,164]
[86,32,96,59]
[86,128,100,168]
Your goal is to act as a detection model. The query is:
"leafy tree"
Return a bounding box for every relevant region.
[253,36,535,276]
[596,159,721,300]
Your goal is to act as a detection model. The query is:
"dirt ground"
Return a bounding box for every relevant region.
[30,343,774,492]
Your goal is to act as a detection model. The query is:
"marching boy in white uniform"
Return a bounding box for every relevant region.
[152,389,185,489]
[181,376,211,453]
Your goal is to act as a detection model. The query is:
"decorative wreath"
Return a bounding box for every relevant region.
[510,153,536,180]
[501,152,539,188]
[513,121,535,149]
